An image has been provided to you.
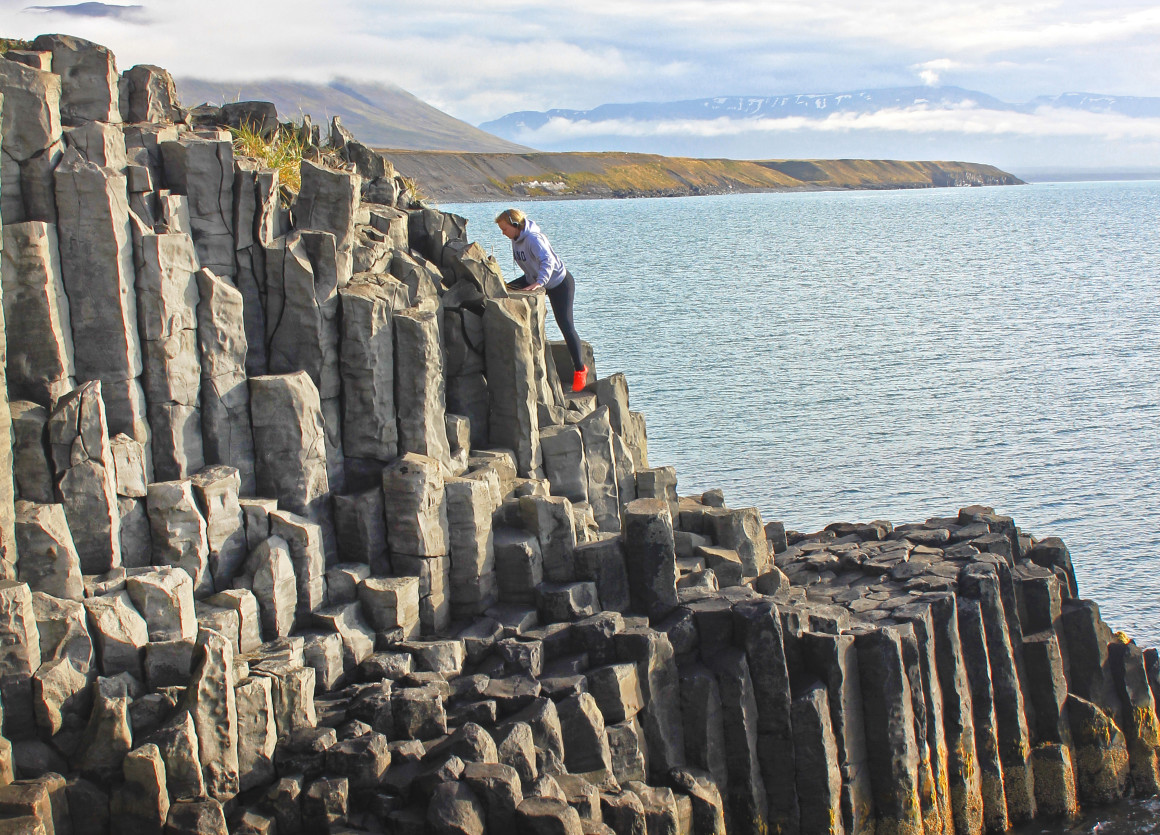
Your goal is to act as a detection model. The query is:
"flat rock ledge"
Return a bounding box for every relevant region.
[0,34,1155,835]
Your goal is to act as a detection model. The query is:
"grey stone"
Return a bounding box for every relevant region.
[64,120,126,171]
[1067,694,1129,805]
[255,662,317,738]
[195,269,256,493]
[539,424,588,504]
[959,563,1035,823]
[856,625,924,835]
[268,510,327,628]
[14,502,83,600]
[956,596,1009,833]
[30,35,119,125]
[115,496,150,568]
[607,719,648,783]
[163,798,228,835]
[239,497,276,552]
[495,528,544,605]
[111,742,169,833]
[0,58,61,164]
[622,498,678,618]
[706,507,770,579]
[159,138,234,277]
[1,222,75,404]
[557,692,613,778]
[126,566,197,642]
[265,231,342,413]
[32,590,93,672]
[110,433,147,498]
[323,562,368,605]
[484,298,541,477]
[75,687,133,784]
[1109,640,1160,797]
[301,630,343,690]
[235,675,277,791]
[0,581,42,738]
[393,684,447,740]
[179,629,239,799]
[146,480,211,596]
[83,590,147,679]
[517,796,583,835]
[791,682,843,835]
[395,298,452,469]
[537,581,599,623]
[243,535,296,640]
[249,372,335,557]
[339,280,397,461]
[296,160,359,252]
[521,495,577,583]
[573,538,630,616]
[443,477,497,617]
[313,602,375,669]
[143,640,194,689]
[382,452,448,558]
[189,466,247,590]
[53,147,145,441]
[147,711,205,802]
[709,648,767,833]
[210,587,254,651]
[32,656,89,737]
[47,381,122,573]
[10,401,54,505]
[134,232,203,477]
[120,64,179,124]
[358,575,420,638]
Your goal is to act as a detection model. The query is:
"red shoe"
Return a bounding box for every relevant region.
[572,366,589,392]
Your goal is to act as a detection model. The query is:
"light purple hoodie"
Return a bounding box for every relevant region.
[511,218,567,290]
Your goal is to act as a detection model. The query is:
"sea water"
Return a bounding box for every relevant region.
[444,182,1160,650]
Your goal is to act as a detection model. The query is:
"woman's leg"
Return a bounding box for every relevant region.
[546,271,584,371]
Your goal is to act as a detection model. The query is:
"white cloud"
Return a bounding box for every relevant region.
[512,105,1160,143]
[1,0,1158,124]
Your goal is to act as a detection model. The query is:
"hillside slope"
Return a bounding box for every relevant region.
[176,77,531,153]
[379,149,1023,203]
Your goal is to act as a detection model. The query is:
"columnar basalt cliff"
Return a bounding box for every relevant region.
[0,35,1156,835]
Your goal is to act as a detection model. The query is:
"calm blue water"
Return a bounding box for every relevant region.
[445,182,1160,648]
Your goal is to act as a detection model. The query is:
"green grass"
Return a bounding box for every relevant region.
[231,122,311,193]
[0,38,31,55]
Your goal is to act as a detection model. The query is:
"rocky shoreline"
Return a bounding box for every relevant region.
[0,35,1155,835]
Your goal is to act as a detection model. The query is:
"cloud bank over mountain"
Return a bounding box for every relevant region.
[481,88,1160,176]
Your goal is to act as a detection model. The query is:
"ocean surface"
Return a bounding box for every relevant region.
[444,182,1160,651]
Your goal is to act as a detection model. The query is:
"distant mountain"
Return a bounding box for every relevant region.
[481,86,1160,135]
[482,87,1022,134]
[479,87,1160,177]
[175,77,531,153]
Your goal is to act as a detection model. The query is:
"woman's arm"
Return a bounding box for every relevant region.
[525,230,557,288]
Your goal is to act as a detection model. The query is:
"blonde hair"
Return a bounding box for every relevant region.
[495,208,526,228]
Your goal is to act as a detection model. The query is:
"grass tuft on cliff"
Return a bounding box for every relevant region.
[0,38,31,55]
[231,123,309,192]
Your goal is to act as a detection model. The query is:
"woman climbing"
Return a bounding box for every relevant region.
[495,208,589,392]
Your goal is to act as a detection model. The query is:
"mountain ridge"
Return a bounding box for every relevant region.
[175,76,531,153]
[480,85,1160,136]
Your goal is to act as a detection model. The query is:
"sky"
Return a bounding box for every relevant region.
[4,0,1160,123]
[4,1,1160,171]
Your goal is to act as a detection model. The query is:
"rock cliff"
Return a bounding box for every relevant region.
[0,34,1155,835]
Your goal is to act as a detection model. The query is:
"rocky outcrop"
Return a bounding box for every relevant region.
[0,36,1150,835]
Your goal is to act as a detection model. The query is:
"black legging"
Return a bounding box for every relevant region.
[545,271,584,372]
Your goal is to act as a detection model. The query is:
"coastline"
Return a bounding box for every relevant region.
[380,148,1024,204]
